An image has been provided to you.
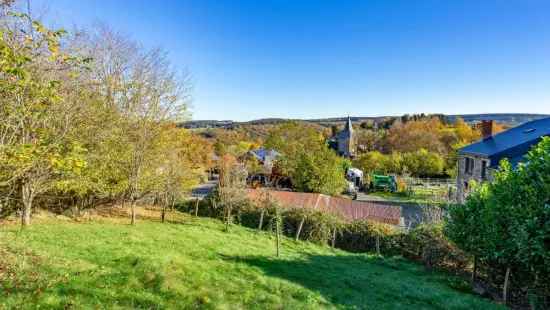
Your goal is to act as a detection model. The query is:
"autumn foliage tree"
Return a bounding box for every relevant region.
[0,9,205,226]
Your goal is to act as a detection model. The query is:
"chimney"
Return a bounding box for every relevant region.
[481,120,495,139]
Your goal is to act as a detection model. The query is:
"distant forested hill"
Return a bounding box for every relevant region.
[181,113,549,129]
[445,113,549,126]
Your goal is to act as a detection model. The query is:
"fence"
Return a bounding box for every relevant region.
[399,177,458,203]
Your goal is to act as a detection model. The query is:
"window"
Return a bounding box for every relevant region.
[481,160,487,179]
[464,157,474,174]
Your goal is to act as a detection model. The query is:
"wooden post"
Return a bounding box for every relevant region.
[194,198,199,216]
[275,212,281,257]
[471,256,477,284]
[225,202,232,232]
[375,234,381,256]
[295,216,305,241]
[331,228,337,248]
[258,209,265,230]
[503,267,511,304]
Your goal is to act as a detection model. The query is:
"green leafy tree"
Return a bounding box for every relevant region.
[447,137,550,303]
[0,14,87,226]
[292,147,347,196]
[402,149,445,177]
[265,122,346,195]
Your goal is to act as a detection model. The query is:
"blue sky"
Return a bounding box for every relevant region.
[31,0,550,121]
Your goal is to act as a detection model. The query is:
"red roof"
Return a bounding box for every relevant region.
[247,189,402,225]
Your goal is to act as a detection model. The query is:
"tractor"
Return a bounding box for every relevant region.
[368,174,397,193]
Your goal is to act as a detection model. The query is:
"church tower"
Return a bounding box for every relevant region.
[337,116,356,158]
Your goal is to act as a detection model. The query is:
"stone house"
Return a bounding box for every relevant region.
[249,148,280,173]
[457,117,550,202]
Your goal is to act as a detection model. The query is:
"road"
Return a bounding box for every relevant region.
[355,192,434,229]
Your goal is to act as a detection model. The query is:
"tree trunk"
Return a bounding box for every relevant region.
[21,182,33,227]
[258,209,265,230]
[194,198,199,216]
[503,266,511,304]
[130,200,136,225]
[161,205,166,223]
[295,216,305,241]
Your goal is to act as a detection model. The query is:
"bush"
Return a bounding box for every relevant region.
[400,224,468,271]
[336,221,401,255]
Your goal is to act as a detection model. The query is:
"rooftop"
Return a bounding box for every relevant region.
[459,117,550,167]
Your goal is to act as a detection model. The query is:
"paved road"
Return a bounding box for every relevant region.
[356,192,389,202]
[355,192,434,229]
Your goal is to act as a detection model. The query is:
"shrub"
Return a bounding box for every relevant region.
[400,224,468,271]
[336,220,401,255]
[283,208,340,243]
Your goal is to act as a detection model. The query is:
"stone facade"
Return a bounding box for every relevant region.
[336,117,356,158]
[456,153,493,203]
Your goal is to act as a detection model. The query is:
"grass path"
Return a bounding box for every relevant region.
[0,214,502,309]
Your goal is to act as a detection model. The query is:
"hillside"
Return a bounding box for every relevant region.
[182,113,549,129]
[0,212,502,309]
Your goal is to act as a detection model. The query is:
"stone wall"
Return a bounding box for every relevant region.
[456,154,493,203]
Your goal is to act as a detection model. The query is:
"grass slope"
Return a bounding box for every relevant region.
[0,214,501,309]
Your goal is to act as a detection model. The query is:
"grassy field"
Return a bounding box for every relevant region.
[0,211,501,309]
[368,190,448,205]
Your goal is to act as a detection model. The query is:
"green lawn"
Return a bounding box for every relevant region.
[0,213,501,309]
[368,189,447,205]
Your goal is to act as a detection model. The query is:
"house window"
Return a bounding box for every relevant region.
[481,160,487,180]
[464,157,474,174]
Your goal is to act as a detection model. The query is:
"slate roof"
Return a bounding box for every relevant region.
[337,116,353,139]
[459,117,550,167]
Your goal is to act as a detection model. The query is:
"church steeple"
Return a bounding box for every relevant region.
[335,116,355,158]
[345,116,353,133]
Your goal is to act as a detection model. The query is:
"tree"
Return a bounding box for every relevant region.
[264,121,326,178]
[0,13,87,226]
[402,149,445,177]
[385,118,446,154]
[292,147,347,196]
[83,26,191,225]
[447,137,550,304]
[218,154,247,232]
[353,151,391,175]
[151,125,203,223]
[264,122,347,195]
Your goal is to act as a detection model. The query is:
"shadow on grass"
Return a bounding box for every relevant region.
[222,253,492,310]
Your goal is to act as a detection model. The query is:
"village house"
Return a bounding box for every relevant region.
[457,117,550,202]
[249,148,280,173]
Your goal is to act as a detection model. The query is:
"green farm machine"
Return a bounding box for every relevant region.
[368,174,397,192]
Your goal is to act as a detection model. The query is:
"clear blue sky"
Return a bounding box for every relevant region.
[30,0,550,121]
